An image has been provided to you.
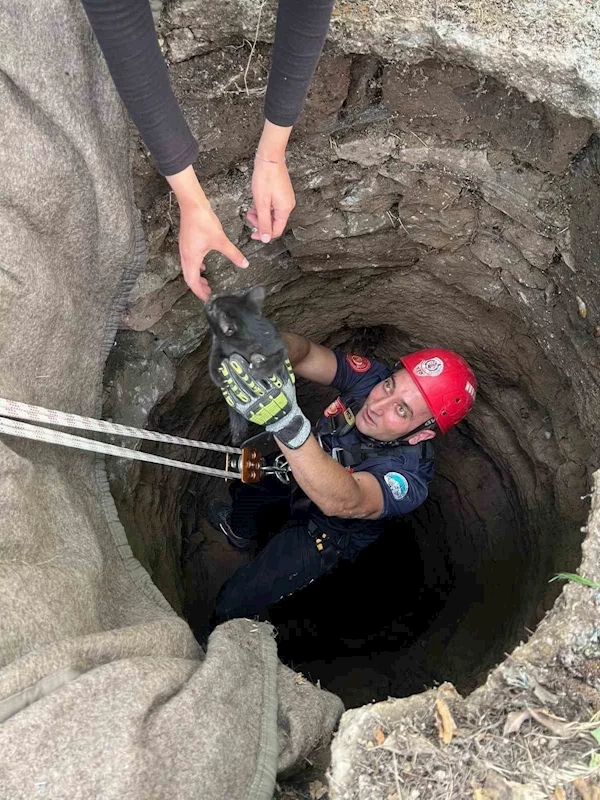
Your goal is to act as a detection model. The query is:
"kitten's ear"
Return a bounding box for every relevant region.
[244,285,266,312]
[217,311,236,337]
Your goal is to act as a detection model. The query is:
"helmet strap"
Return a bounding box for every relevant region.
[392,361,438,441]
[395,417,437,444]
[360,417,436,447]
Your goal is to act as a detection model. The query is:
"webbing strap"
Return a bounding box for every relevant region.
[0,397,242,480]
[315,396,434,467]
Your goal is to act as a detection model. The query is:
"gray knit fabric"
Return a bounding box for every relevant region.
[0,2,343,797]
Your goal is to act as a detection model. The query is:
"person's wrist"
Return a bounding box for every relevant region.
[257,119,292,161]
[178,191,211,214]
[166,165,212,213]
[175,184,212,215]
[254,152,285,165]
[269,410,311,450]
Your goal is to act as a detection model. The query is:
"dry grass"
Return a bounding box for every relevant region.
[243,0,267,96]
[277,673,600,800]
[344,684,600,799]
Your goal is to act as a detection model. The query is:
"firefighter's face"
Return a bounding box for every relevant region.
[355,369,434,441]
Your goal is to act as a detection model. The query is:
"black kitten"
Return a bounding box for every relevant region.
[205,286,287,445]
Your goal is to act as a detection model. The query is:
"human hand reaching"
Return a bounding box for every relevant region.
[167,166,248,302]
[246,120,295,243]
[247,156,296,243]
[178,202,248,301]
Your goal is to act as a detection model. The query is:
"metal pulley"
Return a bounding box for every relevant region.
[226,448,291,484]
[260,453,292,484]
[225,447,264,483]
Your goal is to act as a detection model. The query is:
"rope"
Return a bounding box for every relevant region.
[0,398,241,453]
[0,398,242,480]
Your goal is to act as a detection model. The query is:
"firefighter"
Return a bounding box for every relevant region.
[208,332,477,621]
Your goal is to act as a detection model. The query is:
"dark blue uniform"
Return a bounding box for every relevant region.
[214,351,434,621]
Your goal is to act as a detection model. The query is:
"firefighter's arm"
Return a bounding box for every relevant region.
[277,435,385,520]
[281,332,337,386]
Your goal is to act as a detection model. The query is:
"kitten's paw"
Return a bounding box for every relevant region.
[249,354,269,379]
[249,354,266,368]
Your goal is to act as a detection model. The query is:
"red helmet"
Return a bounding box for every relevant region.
[399,348,477,434]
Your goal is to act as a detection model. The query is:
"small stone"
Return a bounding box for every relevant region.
[165,27,211,63]
[333,134,398,167]
[576,296,588,318]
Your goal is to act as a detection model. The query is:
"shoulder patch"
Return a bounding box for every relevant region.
[324,396,346,418]
[346,354,372,373]
[384,472,409,501]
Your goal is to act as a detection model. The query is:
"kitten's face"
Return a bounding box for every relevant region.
[205,286,268,351]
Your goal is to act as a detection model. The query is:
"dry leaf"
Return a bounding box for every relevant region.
[503,708,576,739]
[309,779,328,800]
[529,709,573,738]
[504,710,532,736]
[375,730,403,754]
[295,672,306,685]
[374,726,386,746]
[435,697,457,745]
[574,778,600,800]
[552,787,566,800]
[438,682,460,699]
[505,782,545,800]
[531,678,559,705]
[400,732,438,757]
[377,730,438,757]
[576,296,588,319]
[473,772,545,799]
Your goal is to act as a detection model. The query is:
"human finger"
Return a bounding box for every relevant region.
[271,207,290,239]
[255,199,273,244]
[216,236,249,270]
[246,207,259,228]
[182,261,211,301]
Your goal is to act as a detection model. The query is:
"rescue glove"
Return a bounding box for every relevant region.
[218,354,311,449]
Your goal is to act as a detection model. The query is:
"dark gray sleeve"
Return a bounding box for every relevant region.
[80,0,334,175]
[265,0,336,127]
[80,0,199,176]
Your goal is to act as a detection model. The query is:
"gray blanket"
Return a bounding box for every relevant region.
[0,2,342,797]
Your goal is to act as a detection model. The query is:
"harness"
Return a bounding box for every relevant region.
[240,394,435,562]
[240,394,434,485]
[315,398,434,469]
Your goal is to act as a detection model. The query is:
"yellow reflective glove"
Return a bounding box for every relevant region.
[219,354,310,449]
